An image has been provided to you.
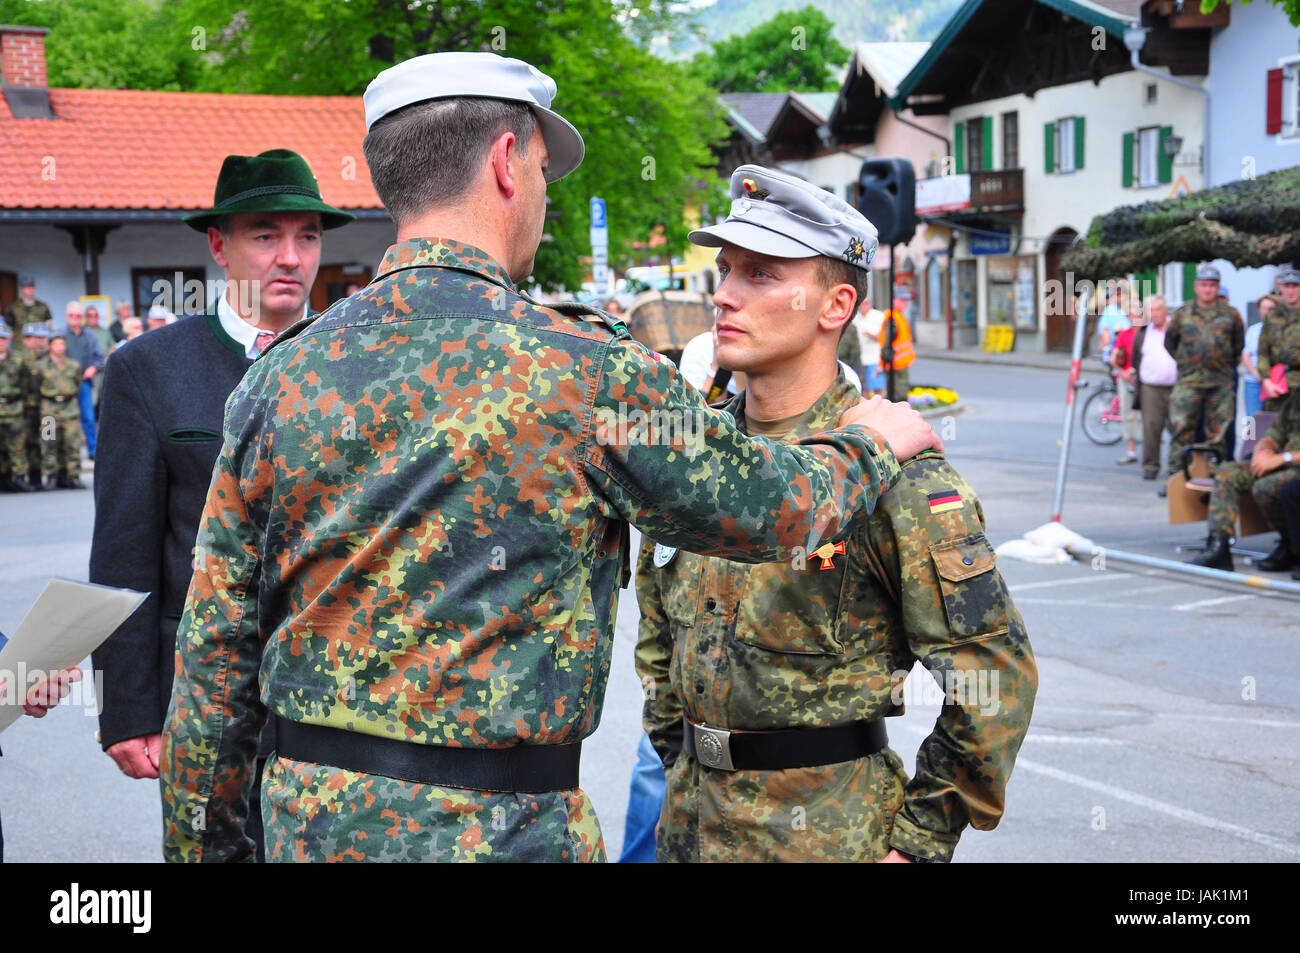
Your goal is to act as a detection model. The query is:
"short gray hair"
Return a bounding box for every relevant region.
[364,97,539,226]
[1144,294,1166,317]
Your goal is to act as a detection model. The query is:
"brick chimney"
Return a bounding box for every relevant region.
[1,24,50,89]
[1,24,54,118]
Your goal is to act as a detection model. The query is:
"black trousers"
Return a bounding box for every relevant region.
[1281,477,1300,553]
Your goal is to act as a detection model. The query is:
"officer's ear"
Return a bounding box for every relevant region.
[489,130,523,200]
[818,282,857,335]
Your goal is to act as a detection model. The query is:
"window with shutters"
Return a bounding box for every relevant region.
[1002,111,1019,168]
[1055,118,1076,173]
[966,117,984,172]
[1272,60,1300,139]
[1289,61,1300,139]
[1138,127,1160,187]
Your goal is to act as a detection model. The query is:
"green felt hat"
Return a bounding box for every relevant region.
[184,148,355,232]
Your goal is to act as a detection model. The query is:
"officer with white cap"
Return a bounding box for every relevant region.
[159,54,942,863]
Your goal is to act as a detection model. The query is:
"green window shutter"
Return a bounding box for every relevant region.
[1182,262,1196,301]
[1135,267,1157,300]
[983,115,994,170]
[954,122,964,174]
[1122,131,1134,187]
[1158,125,1174,184]
[1074,116,1085,170]
[1044,121,1055,173]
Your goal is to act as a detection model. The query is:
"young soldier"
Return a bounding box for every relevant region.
[1258,267,1300,412]
[636,165,1037,863]
[0,324,36,492]
[34,328,85,489]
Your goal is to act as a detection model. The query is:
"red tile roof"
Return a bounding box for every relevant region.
[0,87,382,212]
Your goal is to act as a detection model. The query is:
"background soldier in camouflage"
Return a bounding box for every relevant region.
[1164,264,1244,474]
[160,53,940,864]
[35,328,85,489]
[1258,267,1300,412]
[636,166,1036,863]
[0,324,36,492]
[1189,392,1300,572]
[4,275,53,353]
[19,325,49,489]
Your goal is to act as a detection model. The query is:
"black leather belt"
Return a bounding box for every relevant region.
[274,716,581,793]
[682,715,887,771]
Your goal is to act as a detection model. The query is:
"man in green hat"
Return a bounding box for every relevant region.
[89,149,353,861]
[4,275,53,353]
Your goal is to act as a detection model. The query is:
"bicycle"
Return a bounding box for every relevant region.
[1079,358,1125,446]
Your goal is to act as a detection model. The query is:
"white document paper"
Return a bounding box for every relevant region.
[0,578,148,732]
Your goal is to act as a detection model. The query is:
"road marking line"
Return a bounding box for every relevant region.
[1013,756,1300,857]
[894,722,1300,855]
[1172,594,1256,611]
[1009,576,1110,592]
[1021,736,1125,745]
[1030,706,1300,728]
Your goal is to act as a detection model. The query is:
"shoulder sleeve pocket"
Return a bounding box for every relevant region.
[928,534,1010,639]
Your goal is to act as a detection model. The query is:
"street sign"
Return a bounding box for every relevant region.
[590,196,610,295]
[970,231,1011,255]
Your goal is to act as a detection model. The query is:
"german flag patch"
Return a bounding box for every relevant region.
[927,490,963,514]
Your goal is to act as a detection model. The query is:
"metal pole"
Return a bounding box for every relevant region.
[885,245,897,401]
[1066,543,1300,598]
[1050,289,1090,521]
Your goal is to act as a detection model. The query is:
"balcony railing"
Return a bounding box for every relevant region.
[916,168,1023,217]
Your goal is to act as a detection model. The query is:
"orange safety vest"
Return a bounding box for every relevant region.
[878,310,915,370]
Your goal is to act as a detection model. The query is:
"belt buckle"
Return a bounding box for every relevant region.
[692,722,735,771]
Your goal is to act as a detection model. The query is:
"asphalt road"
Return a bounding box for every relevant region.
[1,356,1296,862]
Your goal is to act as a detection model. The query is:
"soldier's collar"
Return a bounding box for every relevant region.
[375,237,516,291]
[734,370,860,443]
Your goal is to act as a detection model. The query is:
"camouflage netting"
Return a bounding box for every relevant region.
[1062,165,1300,279]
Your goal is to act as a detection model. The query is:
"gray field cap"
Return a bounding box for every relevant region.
[0,324,10,339]
[363,52,584,183]
[689,165,879,271]
[22,324,49,338]
[1195,263,1221,281]
[1277,266,1300,285]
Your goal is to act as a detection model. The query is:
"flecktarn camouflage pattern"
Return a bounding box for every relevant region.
[1165,300,1243,472]
[636,376,1037,862]
[160,237,903,862]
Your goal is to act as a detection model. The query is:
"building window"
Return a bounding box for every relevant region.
[967,117,984,172]
[1146,83,1158,104]
[1002,111,1019,169]
[132,267,208,317]
[1138,126,1161,187]
[926,259,944,321]
[1056,118,1076,173]
[1289,61,1300,138]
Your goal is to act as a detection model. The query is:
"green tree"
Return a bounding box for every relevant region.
[171,0,730,291]
[691,5,849,93]
[1201,0,1300,28]
[0,0,206,90]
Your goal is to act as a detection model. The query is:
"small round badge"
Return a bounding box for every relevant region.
[653,543,677,568]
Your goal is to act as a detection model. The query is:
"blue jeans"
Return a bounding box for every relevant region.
[78,379,96,457]
[1242,376,1262,421]
[617,733,665,863]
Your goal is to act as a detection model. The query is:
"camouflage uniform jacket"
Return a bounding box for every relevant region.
[0,352,25,418]
[160,237,904,863]
[34,356,81,415]
[1264,392,1300,452]
[4,299,52,352]
[636,375,1037,862]
[1164,300,1244,387]
[1258,302,1300,397]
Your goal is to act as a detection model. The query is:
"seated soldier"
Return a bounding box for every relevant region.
[1188,392,1300,571]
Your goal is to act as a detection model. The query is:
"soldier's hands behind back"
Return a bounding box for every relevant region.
[841,395,943,461]
[107,732,163,779]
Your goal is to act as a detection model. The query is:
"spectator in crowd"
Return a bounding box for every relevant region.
[879,295,914,402]
[1241,295,1273,421]
[1164,264,1243,481]
[854,294,885,396]
[109,300,132,344]
[1189,392,1300,572]
[34,327,86,489]
[4,275,53,351]
[61,301,104,461]
[1259,267,1300,412]
[1096,284,1130,359]
[117,316,144,346]
[145,304,173,332]
[1136,295,1177,488]
[602,297,623,318]
[84,305,115,359]
[1110,299,1147,466]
